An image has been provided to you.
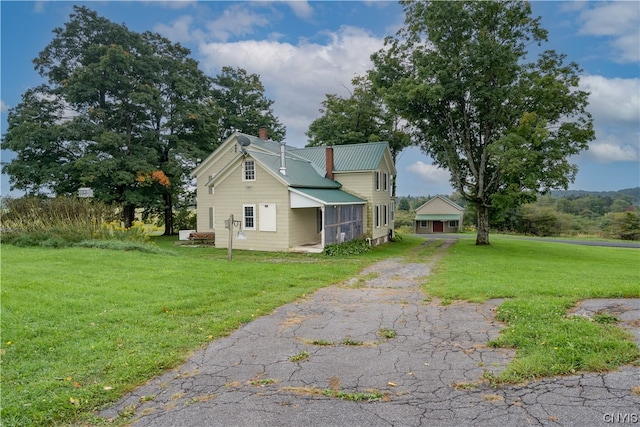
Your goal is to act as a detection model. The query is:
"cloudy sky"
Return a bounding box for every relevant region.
[1,1,638,197]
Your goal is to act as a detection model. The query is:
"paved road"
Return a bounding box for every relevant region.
[416,233,640,248]
[100,240,640,426]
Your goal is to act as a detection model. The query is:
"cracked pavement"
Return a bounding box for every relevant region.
[100,240,640,426]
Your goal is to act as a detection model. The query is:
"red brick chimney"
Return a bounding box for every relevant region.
[325,146,334,180]
[259,127,268,141]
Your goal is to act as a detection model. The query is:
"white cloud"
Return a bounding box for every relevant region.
[286,1,313,19]
[144,0,197,10]
[0,100,9,112]
[578,2,640,62]
[406,161,451,185]
[588,142,639,163]
[154,15,200,44]
[578,75,639,164]
[155,4,274,44]
[33,1,45,13]
[205,4,271,42]
[198,25,385,144]
[581,75,640,124]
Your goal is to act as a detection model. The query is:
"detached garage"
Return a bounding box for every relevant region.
[414,196,464,233]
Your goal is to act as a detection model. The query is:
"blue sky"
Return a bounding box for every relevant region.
[1,1,638,197]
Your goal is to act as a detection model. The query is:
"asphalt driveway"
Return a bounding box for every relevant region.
[100,240,640,426]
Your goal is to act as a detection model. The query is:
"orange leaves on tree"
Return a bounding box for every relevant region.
[136,170,170,187]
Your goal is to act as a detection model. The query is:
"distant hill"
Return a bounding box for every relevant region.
[550,187,640,204]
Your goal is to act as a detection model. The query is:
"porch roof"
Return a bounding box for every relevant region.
[415,214,461,221]
[290,188,366,208]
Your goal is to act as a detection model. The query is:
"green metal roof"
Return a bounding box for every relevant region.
[291,188,366,205]
[250,151,341,189]
[415,214,461,221]
[289,141,390,172]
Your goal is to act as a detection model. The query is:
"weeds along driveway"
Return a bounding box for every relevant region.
[101,240,640,427]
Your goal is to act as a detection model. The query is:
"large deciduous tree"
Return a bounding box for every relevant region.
[2,7,284,234]
[306,75,411,196]
[212,66,286,141]
[3,6,221,231]
[371,0,594,245]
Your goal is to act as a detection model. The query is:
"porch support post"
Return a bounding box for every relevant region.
[320,206,325,249]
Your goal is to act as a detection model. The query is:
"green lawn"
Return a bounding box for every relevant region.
[0,236,420,426]
[2,235,639,425]
[425,237,640,383]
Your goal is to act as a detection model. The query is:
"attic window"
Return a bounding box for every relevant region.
[375,171,380,191]
[244,160,255,181]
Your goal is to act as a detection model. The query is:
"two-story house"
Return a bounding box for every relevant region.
[190,131,396,252]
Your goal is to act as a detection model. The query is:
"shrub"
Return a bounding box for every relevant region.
[604,212,640,240]
[323,239,371,256]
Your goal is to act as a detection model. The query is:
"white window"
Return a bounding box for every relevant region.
[375,205,381,228]
[375,171,380,191]
[208,207,215,229]
[449,220,459,228]
[259,203,277,232]
[243,204,256,230]
[383,172,388,191]
[208,175,214,194]
[420,220,427,228]
[390,201,395,221]
[243,160,255,181]
[384,204,388,226]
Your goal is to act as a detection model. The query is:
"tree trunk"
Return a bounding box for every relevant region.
[123,204,136,229]
[476,203,490,245]
[163,192,173,236]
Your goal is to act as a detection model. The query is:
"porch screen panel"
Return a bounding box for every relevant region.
[325,205,364,245]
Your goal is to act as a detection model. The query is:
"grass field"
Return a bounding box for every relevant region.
[425,237,640,383]
[0,235,419,426]
[1,235,639,425]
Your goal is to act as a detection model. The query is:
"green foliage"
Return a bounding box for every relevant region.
[397,197,410,211]
[2,7,285,232]
[212,66,286,141]
[604,212,640,241]
[306,75,410,156]
[323,238,372,256]
[486,192,640,239]
[306,74,410,196]
[517,204,572,236]
[173,203,197,231]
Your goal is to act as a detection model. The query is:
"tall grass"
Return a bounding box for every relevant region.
[1,197,151,247]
